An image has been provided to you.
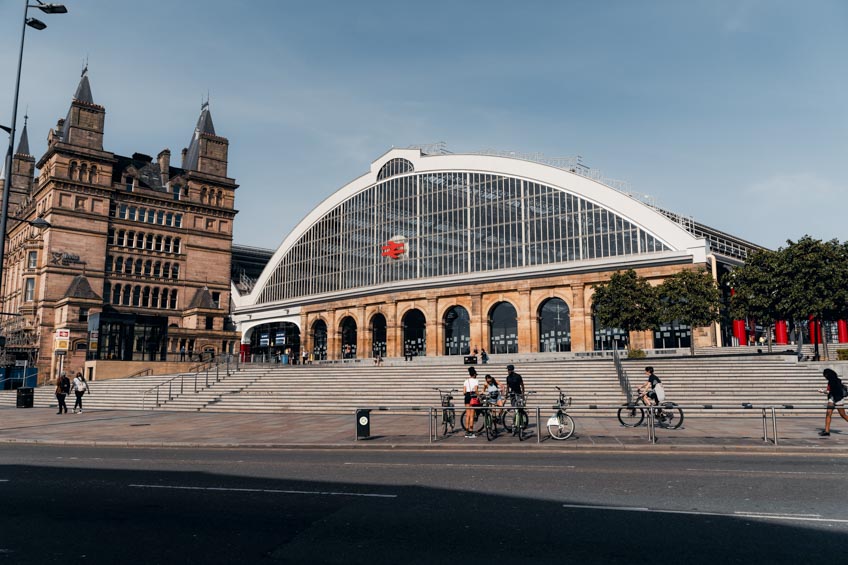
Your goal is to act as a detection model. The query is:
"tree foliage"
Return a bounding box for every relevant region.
[591,270,659,335]
[729,249,783,324]
[658,268,721,356]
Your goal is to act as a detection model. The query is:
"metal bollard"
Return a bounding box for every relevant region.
[168,381,172,401]
[429,407,433,444]
[761,408,769,443]
[536,407,542,443]
[647,407,656,443]
[771,407,779,445]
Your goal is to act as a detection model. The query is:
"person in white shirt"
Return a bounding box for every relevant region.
[71,372,89,413]
[463,367,479,438]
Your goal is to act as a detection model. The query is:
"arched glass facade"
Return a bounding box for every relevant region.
[490,302,518,354]
[371,314,387,357]
[444,305,470,356]
[258,172,669,305]
[539,298,571,352]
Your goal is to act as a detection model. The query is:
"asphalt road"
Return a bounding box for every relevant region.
[1,445,846,564]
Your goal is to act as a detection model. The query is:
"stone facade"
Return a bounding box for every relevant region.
[0,70,239,384]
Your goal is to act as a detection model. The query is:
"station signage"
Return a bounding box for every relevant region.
[54,329,70,351]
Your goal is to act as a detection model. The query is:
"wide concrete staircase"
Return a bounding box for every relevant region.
[0,354,833,416]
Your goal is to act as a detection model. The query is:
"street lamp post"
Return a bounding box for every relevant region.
[0,0,67,305]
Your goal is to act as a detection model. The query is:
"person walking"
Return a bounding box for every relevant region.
[71,372,89,414]
[818,368,848,437]
[463,367,480,438]
[55,372,70,414]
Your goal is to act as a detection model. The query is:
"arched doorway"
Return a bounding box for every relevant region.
[402,309,426,357]
[539,298,571,352]
[340,316,357,358]
[371,314,387,358]
[489,302,518,354]
[311,320,327,360]
[247,321,301,363]
[443,306,470,355]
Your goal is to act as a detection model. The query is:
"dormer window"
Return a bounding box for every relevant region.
[126,176,134,191]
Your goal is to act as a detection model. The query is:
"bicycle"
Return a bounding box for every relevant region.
[617,391,684,429]
[547,386,576,440]
[433,388,458,436]
[460,395,485,435]
[502,391,535,441]
[479,392,501,441]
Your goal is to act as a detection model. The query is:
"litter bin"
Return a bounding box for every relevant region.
[16,387,34,408]
[356,409,371,439]
[463,355,478,365]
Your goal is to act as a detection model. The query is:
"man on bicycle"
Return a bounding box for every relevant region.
[638,366,664,406]
[506,364,525,405]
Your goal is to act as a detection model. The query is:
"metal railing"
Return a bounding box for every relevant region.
[353,402,831,446]
[141,354,239,410]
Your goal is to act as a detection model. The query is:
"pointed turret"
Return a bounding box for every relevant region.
[1,115,36,210]
[58,66,105,150]
[15,120,31,156]
[181,101,229,177]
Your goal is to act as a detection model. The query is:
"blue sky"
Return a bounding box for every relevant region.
[1,0,845,251]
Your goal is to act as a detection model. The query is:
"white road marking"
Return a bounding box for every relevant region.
[0,479,9,483]
[562,503,848,524]
[687,468,843,476]
[128,484,397,498]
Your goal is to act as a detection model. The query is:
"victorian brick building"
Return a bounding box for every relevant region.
[0,69,239,384]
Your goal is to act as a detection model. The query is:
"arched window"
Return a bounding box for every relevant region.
[201,187,208,204]
[122,286,131,305]
[538,298,571,352]
[165,213,173,226]
[138,208,146,222]
[156,211,164,224]
[174,214,182,228]
[147,209,155,223]
[151,287,160,308]
[402,309,426,357]
[129,206,137,221]
[88,165,97,184]
[124,259,133,275]
[153,261,161,278]
[142,286,150,308]
[136,232,144,248]
[169,290,177,309]
[489,302,518,354]
[134,259,143,275]
[103,282,111,303]
[443,306,470,356]
[340,317,357,358]
[144,260,152,276]
[117,230,126,246]
[173,238,181,254]
[160,288,169,309]
[163,263,171,278]
[377,158,414,180]
[164,237,172,253]
[68,161,77,179]
[127,231,136,248]
[108,227,115,245]
[115,256,124,273]
[112,284,121,304]
[79,163,88,182]
[171,264,179,280]
[105,256,113,273]
[155,235,163,252]
[132,286,141,306]
[311,320,328,360]
[370,314,387,357]
[216,190,223,206]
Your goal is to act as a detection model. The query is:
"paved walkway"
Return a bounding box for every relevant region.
[2,406,847,452]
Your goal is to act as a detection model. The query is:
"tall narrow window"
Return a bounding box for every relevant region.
[27,251,37,269]
[24,278,35,301]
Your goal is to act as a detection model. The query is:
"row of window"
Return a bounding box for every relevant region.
[106,256,180,280]
[103,282,178,309]
[69,161,97,184]
[258,172,669,304]
[200,187,225,207]
[110,203,183,227]
[108,229,181,254]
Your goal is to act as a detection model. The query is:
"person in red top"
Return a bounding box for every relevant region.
[818,368,848,437]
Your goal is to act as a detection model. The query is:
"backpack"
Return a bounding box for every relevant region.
[654,382,666,402]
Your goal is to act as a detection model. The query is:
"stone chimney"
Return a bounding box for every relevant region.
[181,147,188,167]
[157,148,170,186]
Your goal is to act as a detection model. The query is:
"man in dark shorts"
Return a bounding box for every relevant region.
[505,364,524,405]
[639,366,662,406]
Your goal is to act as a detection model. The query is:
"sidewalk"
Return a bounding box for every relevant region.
[2,406,847,452]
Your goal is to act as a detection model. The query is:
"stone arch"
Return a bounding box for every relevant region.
[488,301,518,354]
[443,305,470,356]
[369,312,387,358]
[339,316,358,358]
[402,308,426,357]
[538,297,571,352]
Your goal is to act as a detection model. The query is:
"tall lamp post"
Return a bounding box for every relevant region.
[0,0,68,299]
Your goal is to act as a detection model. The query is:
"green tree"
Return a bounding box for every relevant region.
[729,249,783,352]
[591,270,659,349]
[658,268,721,356]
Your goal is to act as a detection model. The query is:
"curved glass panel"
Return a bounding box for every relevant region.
[444,306,470,356]
[377,158,414,180]
[539,298,571,352]
[489,302,517,354]
[258,172,670,304]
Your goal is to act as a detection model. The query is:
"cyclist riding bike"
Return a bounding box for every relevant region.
[638,366,665,406]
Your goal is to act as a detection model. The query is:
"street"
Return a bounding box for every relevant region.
[1,445,846,564]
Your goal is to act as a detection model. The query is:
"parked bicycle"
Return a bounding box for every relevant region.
[433,388,458,436]
[502,391,535,440]
[547,386,576,440]
[617,393,684,429]
[478,392,501,441]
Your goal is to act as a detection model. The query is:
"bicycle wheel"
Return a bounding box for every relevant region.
[446,408,455,432]
[517,410,527,441]
[617,404,645,427]
[501,408,516,433]
[656,403,684,429]
[460,408,485,433]
[547,412,576,440]
[485,410,497,441]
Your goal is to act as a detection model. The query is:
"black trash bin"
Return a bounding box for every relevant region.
[356,409,371,439]
[463,355,478,365]
[16,387,34,408]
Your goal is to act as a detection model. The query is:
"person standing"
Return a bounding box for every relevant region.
[818,368,848,436]
[55,372,70,414]
[480,349,489,364]
[505,364,524,402]
[179,345,186,361]
[71,372,88,414]
[463,367,480,438]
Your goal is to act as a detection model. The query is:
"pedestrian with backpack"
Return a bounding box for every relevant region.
[55,372,70,414]
[818,368,848,437]
[72,372,89,414]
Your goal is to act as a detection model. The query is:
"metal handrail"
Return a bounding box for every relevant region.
[612,347,632,403]
[141,354,237,410]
